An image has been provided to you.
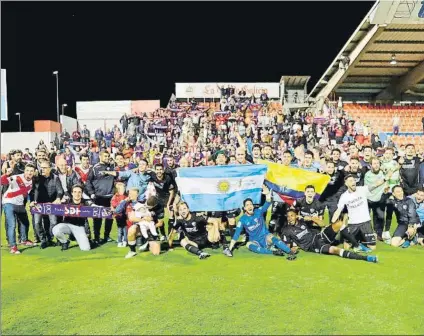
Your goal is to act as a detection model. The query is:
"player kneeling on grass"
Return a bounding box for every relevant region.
[410,188,424,247]
[388,185,421,248]
[228,185,297,260]
[281,209,378,263]
[52,184,91,252]
[115,189,161,258]
[168,202,232,259]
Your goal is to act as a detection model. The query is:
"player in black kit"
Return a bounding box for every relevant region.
[164,156,178,235]
[343,157,365,187]
[398,144,422,196]
[281,209,378,263]
[388,185,421,248]
[150,164,175,240]
[319,161,345,218]
[293,185,325,231]
[167,202,213,259]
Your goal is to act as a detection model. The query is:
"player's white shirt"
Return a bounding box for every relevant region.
[337,186,371,224]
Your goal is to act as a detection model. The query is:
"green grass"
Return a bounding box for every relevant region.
[1,212,424,335]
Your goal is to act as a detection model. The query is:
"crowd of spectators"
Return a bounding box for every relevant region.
[1,96,423,259]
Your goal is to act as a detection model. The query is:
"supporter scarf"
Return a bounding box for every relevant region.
[30,203,113,219]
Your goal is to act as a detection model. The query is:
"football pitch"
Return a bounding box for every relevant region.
[1,214,423,336]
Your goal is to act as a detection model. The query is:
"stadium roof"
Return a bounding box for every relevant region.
[309,0,424,102]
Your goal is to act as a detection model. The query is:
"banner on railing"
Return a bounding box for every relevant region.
[175,83,280,99]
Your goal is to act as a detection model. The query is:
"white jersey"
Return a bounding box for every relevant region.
[337,186,371,224]
[133,203,158,239]
[1,174,33,206]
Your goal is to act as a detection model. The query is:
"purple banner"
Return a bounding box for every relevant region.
[30,203,113,219]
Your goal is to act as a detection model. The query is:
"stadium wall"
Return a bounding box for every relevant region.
[1,131,58,155]
[34,120,61,133]
[60,115,78,133]
[76,100,160,134]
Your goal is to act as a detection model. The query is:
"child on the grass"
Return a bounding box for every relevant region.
[111,182,128,247]
[132,201,159,240]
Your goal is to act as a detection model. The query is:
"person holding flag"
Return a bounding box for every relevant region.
[228,185,297,260]
[206,150,234,256]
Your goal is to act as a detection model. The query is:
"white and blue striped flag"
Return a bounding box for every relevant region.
[175,164,268,212]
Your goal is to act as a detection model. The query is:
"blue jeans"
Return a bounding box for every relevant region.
[3,203,29,246]
[116,217,127,243]
[117,227,128,243]
[105,140,112,148]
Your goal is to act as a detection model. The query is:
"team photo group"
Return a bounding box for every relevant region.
[2,101,424,263]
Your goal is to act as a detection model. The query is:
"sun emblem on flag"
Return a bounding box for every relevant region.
[217,180,230,193]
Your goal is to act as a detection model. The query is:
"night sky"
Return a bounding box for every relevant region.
[1,1,373,132]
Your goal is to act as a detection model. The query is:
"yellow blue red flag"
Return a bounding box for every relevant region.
[258,160,331,206]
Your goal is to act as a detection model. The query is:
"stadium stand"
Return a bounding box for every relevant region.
[344,103,424,152]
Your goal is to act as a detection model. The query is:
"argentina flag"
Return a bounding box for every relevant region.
[175,165,268,212]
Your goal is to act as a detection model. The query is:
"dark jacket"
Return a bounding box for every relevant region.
[52,168,80,197]
[81,129,90,139]
[94,130,104,140]
[4,161,25,176]
[387,197,420,226]
[30,171,64,203]
[120,115,128,127]
[85,162,116,198]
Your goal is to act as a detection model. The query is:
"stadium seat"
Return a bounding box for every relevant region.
[343,103,423,149]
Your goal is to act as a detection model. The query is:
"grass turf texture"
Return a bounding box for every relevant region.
[1,211,424,336]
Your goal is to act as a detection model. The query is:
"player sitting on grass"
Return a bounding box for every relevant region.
[281,209,378,263]
[168,202,233,259]
[410,188,424,246]
[388,185,421,248]
[228,185,297,260]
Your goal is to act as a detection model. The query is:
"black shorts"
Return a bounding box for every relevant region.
[188,234,210,249]
[417,226,424,239]
[393,224,408,238]
[226,209,241,219]
[152,203,165,221]
[309,226,337,254]
[208,211,225,218]
[349,221,376,246]
[147,231,160,242]
[156,196,169,208]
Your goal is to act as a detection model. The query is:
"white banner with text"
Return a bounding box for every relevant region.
[175,83,280,99]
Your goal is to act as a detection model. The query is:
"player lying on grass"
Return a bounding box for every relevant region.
[168,202,233,259]
[294,185,371,253]
[387,185,422,248]
[228,185,297,260]
[281,209,378,263]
